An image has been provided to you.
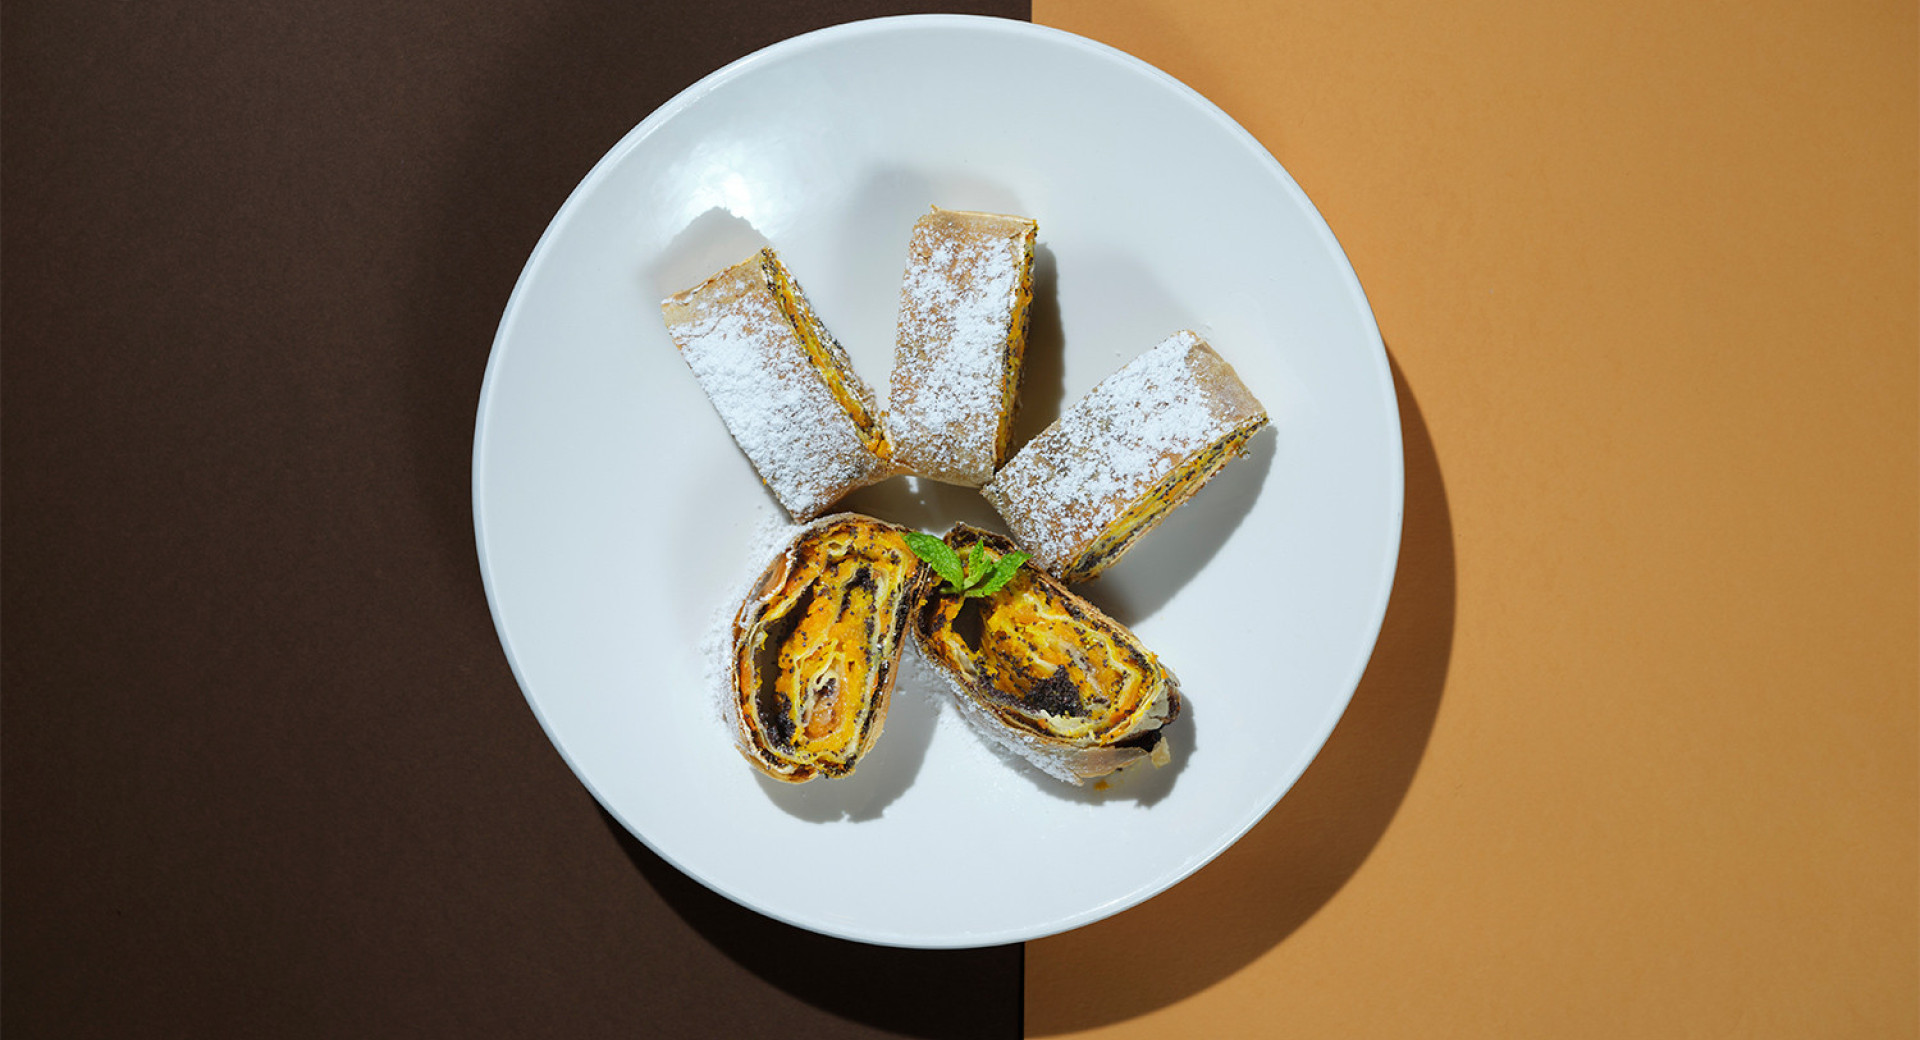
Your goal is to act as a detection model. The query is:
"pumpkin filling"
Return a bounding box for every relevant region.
[761,252,893,463]
[917,528,1169,746]
[733,518,921,780]
[991,228,1038,464]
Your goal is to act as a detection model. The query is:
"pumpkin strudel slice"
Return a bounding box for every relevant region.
[983,331,1267,582]
[728,514,930,783]
[912,525,1181,785]
[888,207,1037,487]
[663,248,894,520]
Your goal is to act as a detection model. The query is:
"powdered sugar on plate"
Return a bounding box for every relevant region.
[699,514,802,727]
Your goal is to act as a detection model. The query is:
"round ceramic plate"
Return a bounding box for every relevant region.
[474,15,1402,948]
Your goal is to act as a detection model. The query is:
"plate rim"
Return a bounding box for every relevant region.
[472,12,1405,948]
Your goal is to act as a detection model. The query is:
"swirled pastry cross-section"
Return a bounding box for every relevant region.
[913,526,1182,785]
[730,515,929,783]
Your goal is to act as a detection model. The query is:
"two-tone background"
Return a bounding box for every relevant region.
[5,1,1913,1036]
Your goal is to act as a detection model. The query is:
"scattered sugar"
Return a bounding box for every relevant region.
[700,514,803,726]
[890,211,1033,484]
[950,688,1087,785]
[894,638,1048,789]
[665,259,881,519]
[985,332,1246,572]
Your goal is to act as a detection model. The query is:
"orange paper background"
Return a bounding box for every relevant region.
[1028,1,1918,1036]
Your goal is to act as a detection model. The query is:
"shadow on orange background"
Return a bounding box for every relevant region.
[1027,351,1455,1034]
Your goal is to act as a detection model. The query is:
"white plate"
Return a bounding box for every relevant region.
[474,15,1402,948]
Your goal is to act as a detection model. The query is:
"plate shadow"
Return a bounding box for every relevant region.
[1078,424,1274,628]
[838,476,1010,536]
[597,805,1021,1040]
[1026,349,1455,1035]
[1005,242,1065,456]
[754,676,942,822]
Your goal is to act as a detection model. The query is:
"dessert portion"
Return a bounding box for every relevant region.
[728,514,930,783]
[669,222,1272,789]
[663,248,895,520]
[982,330,1268,583]
[889,207,1038,487]
[912,525,1182,785]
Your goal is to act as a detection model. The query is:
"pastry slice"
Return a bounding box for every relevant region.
[982,330,1268,582]
[889,206,1038,486]
[663,248,894,521]
[912,525,1181,785]
[729,514,930,783]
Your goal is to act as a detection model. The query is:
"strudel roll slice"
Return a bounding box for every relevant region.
[663,248,895,521]
[913,525,1182,785]
[889,207,1038,486]
[729,514,930,783]
[982,331,1268,582]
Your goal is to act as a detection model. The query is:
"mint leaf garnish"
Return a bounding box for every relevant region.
[905,531,1032,598]
[963,543,990,592]
[969,551,1030,598]
[903,531,965,589]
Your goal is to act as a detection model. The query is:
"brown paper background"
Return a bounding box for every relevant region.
[1029,1,1918,1036]
[2,2,1029,1037]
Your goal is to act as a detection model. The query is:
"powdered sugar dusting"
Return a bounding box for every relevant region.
[663,254,887,520]
[700,514,803,727]
[984,331,1260,575]
[889,210,1035,486]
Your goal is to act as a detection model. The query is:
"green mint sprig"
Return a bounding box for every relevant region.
[903,532,1030,598]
